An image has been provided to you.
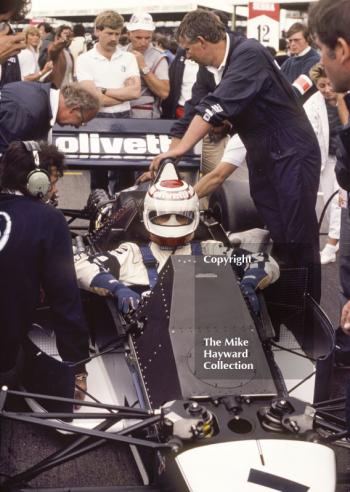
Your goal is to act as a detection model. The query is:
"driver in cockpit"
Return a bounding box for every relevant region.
[74,162,280,315]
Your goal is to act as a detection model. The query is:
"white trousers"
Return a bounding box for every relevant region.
[319,154,341,240]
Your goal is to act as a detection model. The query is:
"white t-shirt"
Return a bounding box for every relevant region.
[18,47,39,79]
[206,33,230,85]
[76,45,139,114]
[221,134,247,167]
[178,59,199,107]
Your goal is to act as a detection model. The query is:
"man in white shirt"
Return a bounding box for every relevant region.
[77,11,141,192]
[76,11,140,119]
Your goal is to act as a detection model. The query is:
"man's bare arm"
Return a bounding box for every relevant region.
[103,76,141,102]
[132,50,169,99]
[194,163,237,198]
[150,115,211,175]
[141,73,170,100]
[93,77,141,107]
[0,33,26,65]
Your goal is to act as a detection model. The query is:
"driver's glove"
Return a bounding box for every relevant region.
[240,268,269,314]
[112,283,141,314]
[240,253,280,314]
[90,272,140,314]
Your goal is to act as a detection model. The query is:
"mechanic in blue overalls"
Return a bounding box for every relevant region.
[0,141,89,401]
[151,10,321,302]
[74,161,280,315]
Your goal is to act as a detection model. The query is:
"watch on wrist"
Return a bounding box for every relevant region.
[141,66,151,76]
[101,87,107,95]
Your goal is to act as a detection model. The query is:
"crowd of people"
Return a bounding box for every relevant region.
[0,0,350,411]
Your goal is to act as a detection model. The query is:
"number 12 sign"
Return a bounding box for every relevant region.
[247,2,280,50]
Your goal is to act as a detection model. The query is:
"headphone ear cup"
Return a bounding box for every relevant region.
[26,169,51,198]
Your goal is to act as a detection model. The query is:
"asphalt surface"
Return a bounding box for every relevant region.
[1,169,350,490]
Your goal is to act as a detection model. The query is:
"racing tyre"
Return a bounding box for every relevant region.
[209,180,264,233]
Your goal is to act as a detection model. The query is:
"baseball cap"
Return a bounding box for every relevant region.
[127,12,155,32]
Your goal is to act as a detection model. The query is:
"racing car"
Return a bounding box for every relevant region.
[0,120,348,492]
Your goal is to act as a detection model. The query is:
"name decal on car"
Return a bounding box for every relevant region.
[54,133,172,158]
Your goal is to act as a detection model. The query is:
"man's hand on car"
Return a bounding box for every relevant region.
[150,150,180,178]
[136,171,152,184]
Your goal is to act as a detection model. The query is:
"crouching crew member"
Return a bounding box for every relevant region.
[0,142,89,402]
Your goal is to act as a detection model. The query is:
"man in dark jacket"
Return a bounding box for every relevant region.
[0,81,100,153]
[151,9,321,301]
[161,48,187,119]
[281,23,320,84]
[0,142,89,400]
[309,0,350,424]
[309,0,350,364]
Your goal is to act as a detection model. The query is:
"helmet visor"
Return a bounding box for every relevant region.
[149,211,195,227]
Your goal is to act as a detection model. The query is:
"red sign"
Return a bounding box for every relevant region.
[248,3,280,21]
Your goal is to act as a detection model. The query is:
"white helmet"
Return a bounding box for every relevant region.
[143,161,200,244]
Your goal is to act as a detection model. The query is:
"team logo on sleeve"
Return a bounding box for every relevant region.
[203,104,224,122]
[0,211,12,252]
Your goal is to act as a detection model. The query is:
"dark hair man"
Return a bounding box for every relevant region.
[38,22,55,70]
[0,0,30,19]
[47,25,74,88]
[0,81,100,153]
[151,9,321,301]
[280,22,320,84]
[70,24,87,73]
[0,0,30,86]
[0,142,89,400]
[153,34,175,65]
[38,22,54,39]
[309,0,350,354]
